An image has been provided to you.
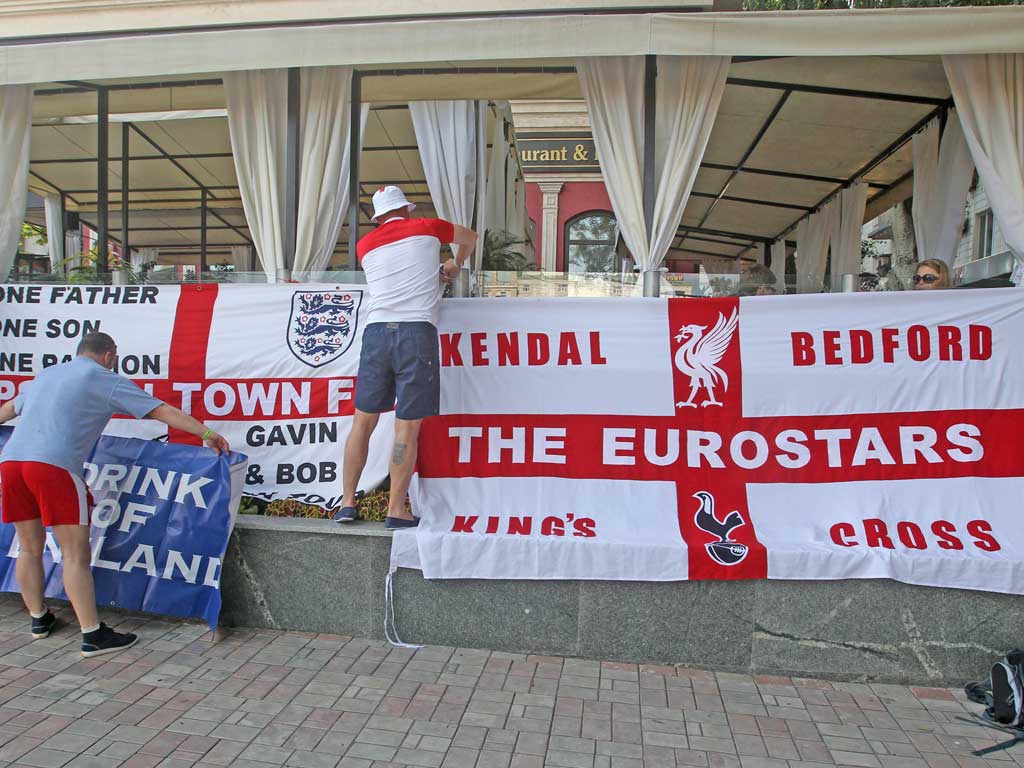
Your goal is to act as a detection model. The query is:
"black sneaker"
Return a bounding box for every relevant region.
[31,611,57,639]
[990,660,1022,726]
[80,623,138,658]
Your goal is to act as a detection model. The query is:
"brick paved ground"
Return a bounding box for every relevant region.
[0,594,1014,768]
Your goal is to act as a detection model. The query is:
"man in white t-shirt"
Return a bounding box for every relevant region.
[336,186,477,529]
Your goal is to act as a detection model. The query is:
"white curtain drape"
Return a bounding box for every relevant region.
[506,128,530,257]
[132,247,158,270]
[409,100,482,232]
[225,67,364,281]
[770,239,788,294]
[43,194,64,269]
[224,69,288,282]
[230,245,253,271]
[829,181,869,288]
[294,69,366,274]
[577,55,730,277]
[509,163,531,263]
[911,113,975,267]
[1,85,33,279]
[796,199,838,294]
[943,54,1024,270]
[485,103,511,237]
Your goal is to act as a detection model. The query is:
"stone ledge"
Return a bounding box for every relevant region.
[219,520,1024,685]
[235,514,394,538]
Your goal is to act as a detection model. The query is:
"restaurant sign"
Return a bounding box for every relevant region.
[518,134,599,173]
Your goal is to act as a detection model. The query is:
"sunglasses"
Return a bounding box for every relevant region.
[913,273,939,284]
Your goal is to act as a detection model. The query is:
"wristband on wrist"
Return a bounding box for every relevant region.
[201,428,215,441]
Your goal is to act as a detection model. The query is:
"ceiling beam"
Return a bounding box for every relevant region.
[680,233,757,248]
[726,77,949,107]
[700,161,885,188]
[771,101,948,243]
[690,189,811,212]
[677,224,772,244]
[697,89,791,229]
[129,122,253,245]
[669,246,743,260]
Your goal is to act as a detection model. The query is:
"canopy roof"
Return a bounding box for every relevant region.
[24,50,953,267]
[2,8,1023,88]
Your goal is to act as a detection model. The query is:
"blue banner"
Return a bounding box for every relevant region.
[0,427,247,629]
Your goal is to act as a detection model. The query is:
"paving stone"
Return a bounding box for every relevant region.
[110,726,161,745]
[830,751,883,768]
[393,747,445,767]
[344,743,397,762]
[511,755,545,768]
[65,757,116,768]
[18,746,76,767]
[43,732,101,753]
[0,597,987,768]
[239,743,294,764]
[287,750,341,768]
[546,750,594,768]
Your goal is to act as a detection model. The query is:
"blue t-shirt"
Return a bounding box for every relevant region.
[1,356,162,477]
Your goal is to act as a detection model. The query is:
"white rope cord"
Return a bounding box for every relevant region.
[384,569,422,649]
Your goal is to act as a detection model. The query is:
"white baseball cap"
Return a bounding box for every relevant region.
[371,185,416,222]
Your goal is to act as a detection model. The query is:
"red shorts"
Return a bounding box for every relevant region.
[0,462,93,527]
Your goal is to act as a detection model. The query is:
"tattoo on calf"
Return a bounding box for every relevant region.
[392,442,408,465]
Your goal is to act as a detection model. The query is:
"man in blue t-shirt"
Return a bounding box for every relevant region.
[0,332,230,657]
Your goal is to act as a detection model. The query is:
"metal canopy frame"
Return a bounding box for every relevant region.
[673,84,953,267]
[25,60,950,271]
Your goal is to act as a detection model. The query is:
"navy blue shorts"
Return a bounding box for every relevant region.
[355,322,440,420]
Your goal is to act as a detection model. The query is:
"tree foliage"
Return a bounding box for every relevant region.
[20,223,47,247]
[482,229,536,272]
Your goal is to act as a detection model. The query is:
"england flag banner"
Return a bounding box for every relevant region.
[0,428,247,628]
[394,289,1024,594]
[0,284,393,509]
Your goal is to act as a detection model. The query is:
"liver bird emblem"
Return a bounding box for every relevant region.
[673,308,738,408]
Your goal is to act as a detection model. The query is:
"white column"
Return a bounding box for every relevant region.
[538,181,563,272]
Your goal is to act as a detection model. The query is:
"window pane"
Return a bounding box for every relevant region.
[568,244,616,273]
[569,213,616,244]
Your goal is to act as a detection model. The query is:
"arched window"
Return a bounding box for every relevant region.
[565,211,617,274]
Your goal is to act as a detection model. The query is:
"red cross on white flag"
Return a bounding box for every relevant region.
[400,291,1024,594]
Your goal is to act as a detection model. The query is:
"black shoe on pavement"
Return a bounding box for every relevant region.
[31,611,57,639]
[81,623,138,658]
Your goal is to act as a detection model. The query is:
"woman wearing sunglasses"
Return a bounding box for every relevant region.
[913,259,951,290]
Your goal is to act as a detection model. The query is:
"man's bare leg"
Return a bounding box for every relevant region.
[387,417,422,520]
[51,525,98,630]
[13,520,46,616]
[341,410,380,508]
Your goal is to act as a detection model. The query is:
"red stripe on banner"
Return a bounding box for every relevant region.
[2,375,359,423]
[167,284,219,443]
[668,297,743,421]
[417,410,1024,483]
[666,297,758,576]
[0,376,30,407]
[144,377,357,421]
[675,480,768,581]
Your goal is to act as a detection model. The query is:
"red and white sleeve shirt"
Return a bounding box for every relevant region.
[357,217,456,327]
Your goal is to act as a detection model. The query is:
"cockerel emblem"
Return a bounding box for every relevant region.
[673,308,738,408]
[692,491,748,566]
[287,290,363,368]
